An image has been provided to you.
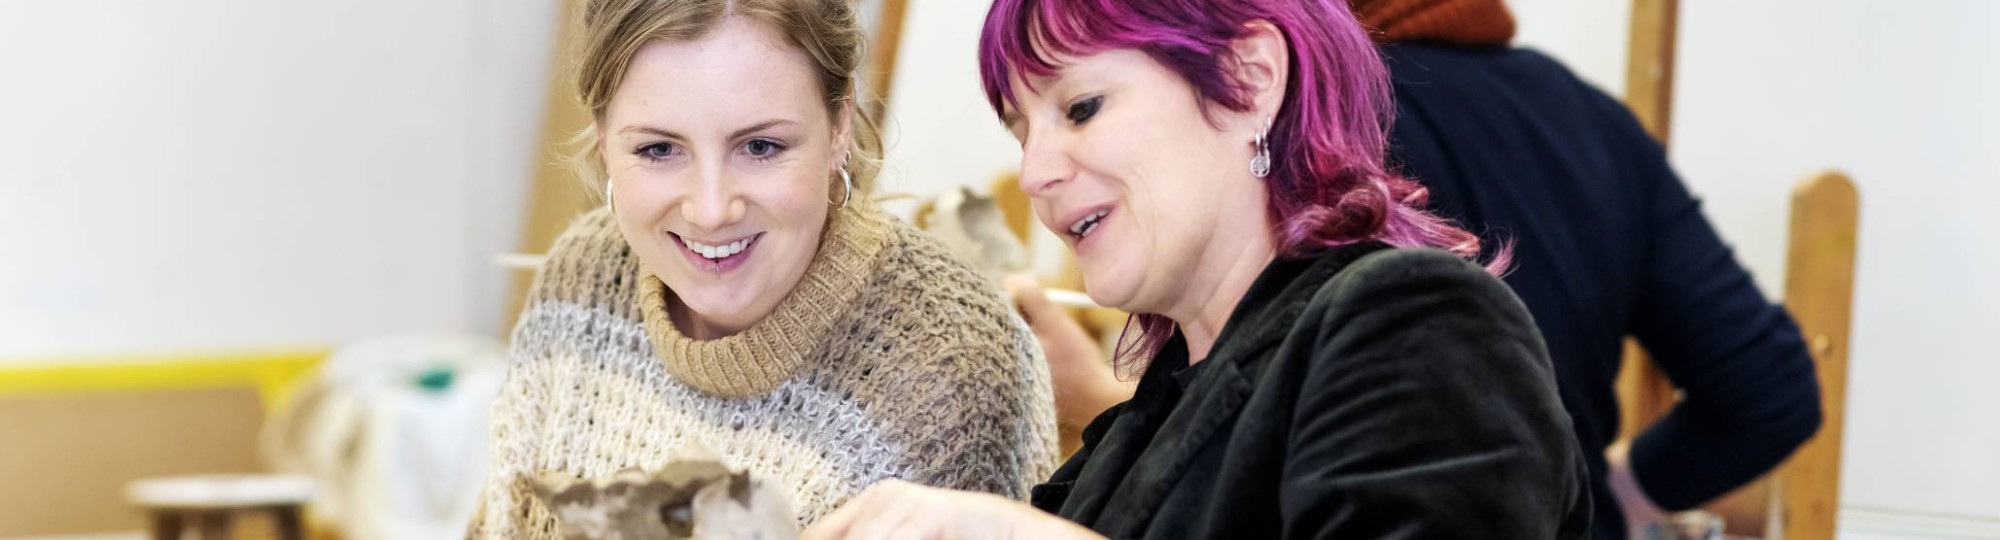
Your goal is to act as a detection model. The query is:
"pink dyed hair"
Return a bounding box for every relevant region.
[978,0,1507,367]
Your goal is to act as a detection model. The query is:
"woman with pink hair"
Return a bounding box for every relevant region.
[805,0,1590,537]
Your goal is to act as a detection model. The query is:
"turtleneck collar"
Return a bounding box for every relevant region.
[634,205,897,398]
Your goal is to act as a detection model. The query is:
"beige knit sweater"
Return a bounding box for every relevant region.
[468,205,1060,538]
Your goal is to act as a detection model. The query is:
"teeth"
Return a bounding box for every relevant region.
[1069,210,1108,236]
[685,236,752,260]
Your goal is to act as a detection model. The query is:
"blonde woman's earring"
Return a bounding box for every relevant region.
[605,179,615,212]
[831,166,853,208]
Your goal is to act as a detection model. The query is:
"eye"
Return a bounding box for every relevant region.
[635,142,679,163]
[1066,95,1104,125]
[743,138,788,160]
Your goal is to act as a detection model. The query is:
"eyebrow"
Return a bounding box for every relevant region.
[615,119,798,141]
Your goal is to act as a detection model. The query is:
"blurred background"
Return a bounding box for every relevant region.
[1,0,1995,539]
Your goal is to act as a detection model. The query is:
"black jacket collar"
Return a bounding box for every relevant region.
[1060,241,1393,530]
[1144,240,1394,383]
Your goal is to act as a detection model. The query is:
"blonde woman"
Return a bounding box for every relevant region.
[466,0,1059,535]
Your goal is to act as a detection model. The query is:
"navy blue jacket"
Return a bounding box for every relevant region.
[1380,43,1824,539]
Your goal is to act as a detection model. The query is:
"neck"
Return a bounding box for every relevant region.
[1167,219,1278,363]
[666,296,747,340]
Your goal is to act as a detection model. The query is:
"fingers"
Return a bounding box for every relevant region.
[803,484,870,540]
[848,482,921,540]
[809,481,1100,540]
[1004,273,1057,327]
[804,480,916,540]
[1005,274,1098,352]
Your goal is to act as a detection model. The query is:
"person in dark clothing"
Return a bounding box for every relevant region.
[802,0,1592,538]
[1348,1,1824,537]
[1380,41,1824,538]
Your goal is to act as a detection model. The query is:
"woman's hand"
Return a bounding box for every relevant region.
[803,480,1102,540]
[1607,441,1670,534]
[1005,274,1136,452]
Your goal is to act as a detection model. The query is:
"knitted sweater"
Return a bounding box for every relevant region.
[468,205,1060,538]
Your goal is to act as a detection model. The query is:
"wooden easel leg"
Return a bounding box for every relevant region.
[150,510,186,540]
[274,505,307,540]
[194,510,231,540]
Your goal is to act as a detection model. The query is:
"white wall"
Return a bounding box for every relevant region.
[1511,0,2000,533]
[881,0,2000,535]
[880,0,1073,273]
[0,1,558,359]
[1508,0,1629,96]
[877,0,1024,198]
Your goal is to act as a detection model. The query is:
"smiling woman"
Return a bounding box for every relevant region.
[600,19,845,339]
[465,0,1059,536]
[805,0,1591,537]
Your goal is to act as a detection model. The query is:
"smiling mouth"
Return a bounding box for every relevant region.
[671,232,763,273]
[1067,209,1109,240]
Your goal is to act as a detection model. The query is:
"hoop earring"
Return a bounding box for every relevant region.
[831,166,853,208]
[1250,116,1272,179]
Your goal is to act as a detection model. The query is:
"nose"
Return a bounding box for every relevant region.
[1017,129,1077,198]
[679,161,746,231]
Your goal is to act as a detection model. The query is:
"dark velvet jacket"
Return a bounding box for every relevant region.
[1032,243,1592,539]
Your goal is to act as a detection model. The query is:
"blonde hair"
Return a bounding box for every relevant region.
[569,0,884,200]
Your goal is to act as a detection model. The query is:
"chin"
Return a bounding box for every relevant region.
[659,275,742,313]
[1080,267,1142,312]
[678,288,746,316]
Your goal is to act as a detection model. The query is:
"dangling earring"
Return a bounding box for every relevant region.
[1250,116,1273,179]
[830,155,853,209]
[604,179,615,211]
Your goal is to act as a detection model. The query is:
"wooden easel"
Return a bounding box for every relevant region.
[1616,1,1858,538]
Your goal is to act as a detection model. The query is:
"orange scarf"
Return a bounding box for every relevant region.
[1348,0,1516,47]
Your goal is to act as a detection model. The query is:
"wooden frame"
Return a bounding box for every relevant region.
[862,0,911,121]
[1624,0,1680,143]
[1616,1,1858,537]
[1774,172,1859,540]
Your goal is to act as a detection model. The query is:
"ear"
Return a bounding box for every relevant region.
[831,100,855,168]
[593,122,614,170]
[1227,21,1291,121]
[592,122,616,203]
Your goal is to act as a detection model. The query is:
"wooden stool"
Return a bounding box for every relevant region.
[127,474,315,540]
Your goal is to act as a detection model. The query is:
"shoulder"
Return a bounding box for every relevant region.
[866,216,1029,343]
[1306,247,1533,342]
[1383,44,1574,89]
[1279,247,1555,407]
[1271,247,1588,540]
[1319,248,1502,300]
[839,213,1043,381]
[523,207,641,315]
[845,221,1059,492]
[1384,44,1618,125]
[877,215,993,288]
